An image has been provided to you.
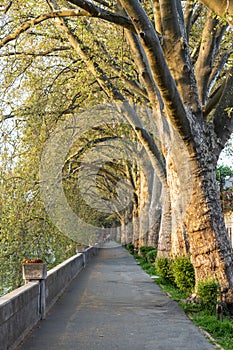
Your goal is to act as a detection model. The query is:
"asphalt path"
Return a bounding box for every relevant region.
[18,242,215,350]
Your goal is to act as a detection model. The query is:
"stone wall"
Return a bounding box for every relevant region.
[0,245,100,350]
[45,253,84,311]
[0,282,40,350]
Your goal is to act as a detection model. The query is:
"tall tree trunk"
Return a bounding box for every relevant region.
[116,226,121,242]
[166,129,233,298]
[184,166,233,297]
[165,129,193,257]
[132,207,140,247]
[148,171,162,247]
[120,217,126,245]
[157,185,172,257]
[125,210,134,245]
[138,169,150,246]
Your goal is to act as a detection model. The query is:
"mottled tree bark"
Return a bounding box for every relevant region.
[138,169,149,246]
[148,171,162,247]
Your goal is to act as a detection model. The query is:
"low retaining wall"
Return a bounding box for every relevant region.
[45,253,84,311]
[0,282,40,350]
[0,245,100,350]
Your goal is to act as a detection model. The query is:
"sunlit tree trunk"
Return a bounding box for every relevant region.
[132,207,140,247]
[138,168,150,246]
[148,171,162,247]
[120,217,126,245]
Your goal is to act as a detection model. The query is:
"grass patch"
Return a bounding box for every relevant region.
[191,311,233,350]
[128,247,233,350]
[157,279,188,301]
[135,256,157,276]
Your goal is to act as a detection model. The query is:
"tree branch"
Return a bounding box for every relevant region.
[0,9,89,48]
[203,82,226,118]
[45,0,167,183]
[159,0,201,114]
[195,11,222,105]
[0,5,135,50]
[213,69,233,149]
[199,0,233,27]
[124,30,160,108]
[184,0,196,42]
[82,20,148,100]
[92,0,110,8]
[208,51,232,94]
[0,46,71,57]
[152,0,163,34]
[0,1,12,13]
[65,136,121,166]
[68,0,136,31]
[119,0,195,150]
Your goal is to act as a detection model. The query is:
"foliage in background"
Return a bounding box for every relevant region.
[0,7,138,296]
[217,165,233,212]
[0,152,77,296]
[217,166,233,182]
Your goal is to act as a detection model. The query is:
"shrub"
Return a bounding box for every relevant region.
[155,257,174,283]
[146,249,157,263]
[197,280,219,312]
[126,243,135,255]
[139,246,156,260]
[172,256,195,292]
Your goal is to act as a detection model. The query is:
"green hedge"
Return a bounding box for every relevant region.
[172,256,195,292]
[197,280,219,312]
[139,246,156,259]
[155,257,174,283]
[126,243,135,254]
[155,256,195,293]
[146,249,157,263]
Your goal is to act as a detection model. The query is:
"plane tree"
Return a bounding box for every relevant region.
[0,0,233,297]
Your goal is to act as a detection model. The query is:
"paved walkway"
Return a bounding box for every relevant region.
[18,242,215,350]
